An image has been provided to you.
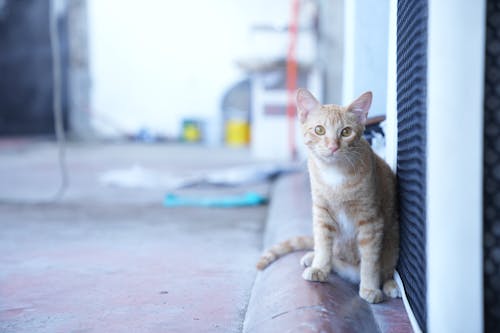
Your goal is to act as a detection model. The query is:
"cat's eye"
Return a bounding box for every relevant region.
[314,125,326,136]
[341,127,353,137]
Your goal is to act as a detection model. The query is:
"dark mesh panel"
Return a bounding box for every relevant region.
[396,0,428,330]
[484,1,500,331]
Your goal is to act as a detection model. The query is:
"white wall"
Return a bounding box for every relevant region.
[385,0,398,171]
[343,0,389,116]
[87,0,292,141]
[427,0,485,332]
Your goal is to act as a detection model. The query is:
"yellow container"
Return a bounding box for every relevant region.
[225,120,250,146]
[182,119,202,142]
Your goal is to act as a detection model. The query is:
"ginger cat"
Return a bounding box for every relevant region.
[256,89,400,304]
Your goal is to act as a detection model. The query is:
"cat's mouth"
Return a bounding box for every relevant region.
[317,150,341,163]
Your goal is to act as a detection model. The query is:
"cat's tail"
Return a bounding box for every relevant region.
[256,236,314,270]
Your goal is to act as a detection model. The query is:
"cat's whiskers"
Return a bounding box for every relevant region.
[347,145,367,171]
[344,152,359,176]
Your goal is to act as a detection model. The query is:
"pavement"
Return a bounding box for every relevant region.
[0,140,271,333]
[0,139,413,332]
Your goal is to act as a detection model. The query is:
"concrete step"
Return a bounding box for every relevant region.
[244,172,413,333]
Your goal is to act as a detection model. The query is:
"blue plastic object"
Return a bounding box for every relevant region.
[163,192,267,208]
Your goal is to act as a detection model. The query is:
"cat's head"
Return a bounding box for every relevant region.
[296,88,372,164]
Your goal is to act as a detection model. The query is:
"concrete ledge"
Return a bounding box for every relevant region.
[243,172,413,333]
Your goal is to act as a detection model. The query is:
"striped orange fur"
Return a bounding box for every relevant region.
[256,89,400,304]
[256,236,313,270]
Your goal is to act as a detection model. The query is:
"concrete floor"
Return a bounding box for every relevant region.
[0,140,272,332]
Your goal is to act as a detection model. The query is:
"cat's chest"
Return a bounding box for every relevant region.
[318,167,347,188]
[336,209,356,238]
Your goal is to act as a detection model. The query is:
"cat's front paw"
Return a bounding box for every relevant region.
[302,267,329,282]
[300,251,314,267]
[359,287,384,303]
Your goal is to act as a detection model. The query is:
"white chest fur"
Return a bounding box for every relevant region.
[337,209,356,238]
[319,166,347,188]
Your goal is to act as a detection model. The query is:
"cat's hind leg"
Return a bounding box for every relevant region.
[300,251,314,267]
[302,252,362,285]
[382,278,401,298]
[381,265,401,298]
[331,257,360,284]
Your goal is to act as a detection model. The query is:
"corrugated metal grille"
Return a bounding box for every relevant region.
[484,1,500,331]
[396,0,428,330]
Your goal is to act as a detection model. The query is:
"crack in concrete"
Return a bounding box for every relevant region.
[271,305,332,320]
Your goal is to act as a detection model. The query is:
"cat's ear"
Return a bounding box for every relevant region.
[347,91,372,125]
[296,88,320,123]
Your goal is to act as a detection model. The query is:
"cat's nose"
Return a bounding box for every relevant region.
[329,145,339,154]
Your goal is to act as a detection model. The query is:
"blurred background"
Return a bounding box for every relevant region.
[0,2,396,331]
[0,0,390,159]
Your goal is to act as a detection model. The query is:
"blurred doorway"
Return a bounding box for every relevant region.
[0,0,68,136]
